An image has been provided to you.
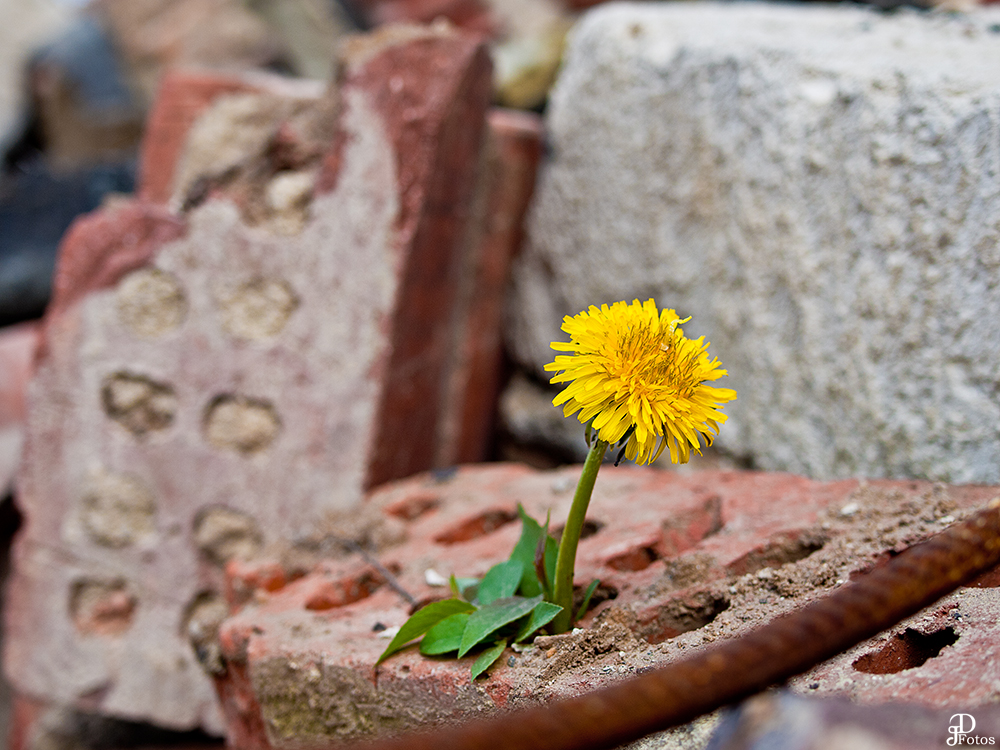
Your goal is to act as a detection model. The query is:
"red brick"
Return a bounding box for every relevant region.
[348,28,493,487]
[212,464,1000,747]
[44,201,187,325]
[6,693,47,750]
[4,28,493,733]
[138,71,264,204]
[435,109,544,466]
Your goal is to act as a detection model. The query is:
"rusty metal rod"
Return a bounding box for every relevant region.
[342,499,1000,750]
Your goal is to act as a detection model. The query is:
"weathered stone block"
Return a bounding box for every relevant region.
[4,28,493,733]
[507,2,1000,483]
[211,463,1000,748]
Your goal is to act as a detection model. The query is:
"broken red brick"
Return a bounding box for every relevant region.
[4,28,493,734]
[212,464,1000,748]
[6,693,48,750]
[44,201,186,326]
[138,71,266,204]
[337,26,494,488]
[435,108,544,466]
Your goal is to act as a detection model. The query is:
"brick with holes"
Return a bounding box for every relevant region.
[3,25,507,735]
[212,463,1000,748]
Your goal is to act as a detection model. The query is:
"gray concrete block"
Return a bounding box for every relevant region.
[508,1,1000,483]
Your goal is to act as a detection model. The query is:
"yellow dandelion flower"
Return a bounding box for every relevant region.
[544,299,737,465]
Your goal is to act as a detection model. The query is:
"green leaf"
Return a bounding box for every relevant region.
[575,579,600,622]
[470,639,507,680]
[458,596,541,657]
[449,574,479,601]
[477,559,524,605]
[377,599,476,663]
[514,601,563,643]
[510,506,558,598]
[420,612,471,655]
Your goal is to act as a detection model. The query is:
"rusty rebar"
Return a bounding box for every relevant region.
[344,499,1000,750]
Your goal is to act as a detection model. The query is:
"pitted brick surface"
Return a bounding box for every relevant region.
[213,463,1000,748]
[4,30,494,733]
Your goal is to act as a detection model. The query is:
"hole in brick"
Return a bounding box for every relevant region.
[193,506,263,565]
[384,492,440,521]
[203,394,281,454]
[102,372,177,436]
[433,508,518,545]
[117,268,187,338]
[304,568,384,611]
[658,493,723,558]
[604,545,659,572]
[70,578,137,636]
[725,529,826,577]
[182,592,230,676]
[638,589,730,644]
[80,470,157,548]
[852,627,959,674]
[574,582,618,617]
[551,519,604,542]
[215,277,299,340]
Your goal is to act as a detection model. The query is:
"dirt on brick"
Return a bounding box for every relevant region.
[503,481,987,701]
[215,465,1000,748]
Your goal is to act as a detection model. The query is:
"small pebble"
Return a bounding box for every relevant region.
[424,568,448,586]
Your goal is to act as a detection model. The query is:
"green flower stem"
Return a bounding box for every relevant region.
[551,438,608,634]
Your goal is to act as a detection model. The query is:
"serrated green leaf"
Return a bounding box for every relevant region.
[510,506,558,598]
[575,579,600,622]
[470,639,507,680]
[420,612,470,655]
[514,601,563,643]
[458,595,541,657]
[477,559,524,605]
[377,599,476,663]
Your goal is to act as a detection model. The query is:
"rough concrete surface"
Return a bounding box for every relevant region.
[212,463,1000,748]
[4,29,493,734]
[507,2,1000,484]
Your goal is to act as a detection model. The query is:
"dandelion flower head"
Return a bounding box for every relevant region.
[545,299,737,465]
